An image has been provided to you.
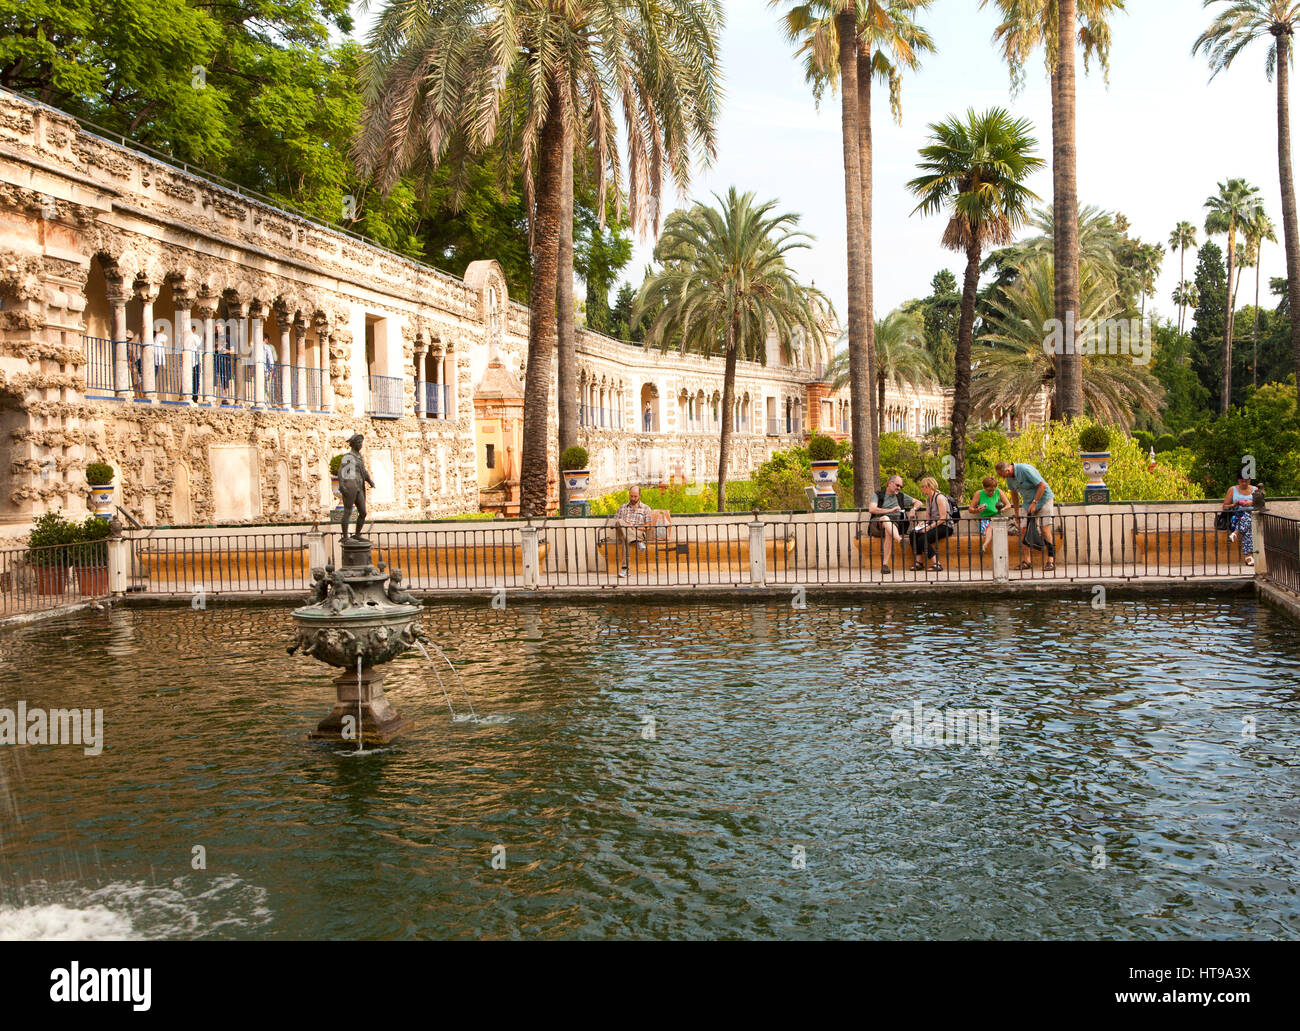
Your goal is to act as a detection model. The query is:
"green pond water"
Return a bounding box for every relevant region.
[0,594,1297,940]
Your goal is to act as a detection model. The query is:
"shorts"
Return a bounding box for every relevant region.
[979,518,992,534]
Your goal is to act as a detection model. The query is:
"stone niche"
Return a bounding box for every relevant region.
[368,447,396,507]
[208,445,262,523]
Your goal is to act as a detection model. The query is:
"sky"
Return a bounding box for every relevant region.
[353,0,1292,323]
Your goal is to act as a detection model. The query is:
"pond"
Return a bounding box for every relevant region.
[0,594,1297,940]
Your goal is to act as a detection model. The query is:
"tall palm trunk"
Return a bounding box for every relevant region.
[1178,242,1187,334]
[952,239,981,502]
[519,75,566,517]
[1223,226,1237,412]
[1054,0,1082,419]
[1276,29,1300,407]
[877,372,886,438]
[717,322,738,512]
[557,121,577,509]
[837,10,873,508]
[858,40,880,491]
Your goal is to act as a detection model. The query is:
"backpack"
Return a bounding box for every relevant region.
[944,494,961,524]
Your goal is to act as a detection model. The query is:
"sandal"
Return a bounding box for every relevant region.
[1017,561,1033,570]
[929,562,943,572]
[1044,561,1055,571]
[1245,555,1255,566]
[911,562,925,571]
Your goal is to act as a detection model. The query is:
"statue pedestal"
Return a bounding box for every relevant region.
[308,666,411,745]
[341,537,372,570]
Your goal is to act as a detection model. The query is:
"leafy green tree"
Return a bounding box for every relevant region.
[914,269,960,383]
[355,0,723,516]
[1191,239,1229,409]
[1150,324,1212,434]
[1195,1,1300,410]
[1204,177,1265,411]
[635,188,831,510]
[907,106,1043,500]
[1191,379,1300,495]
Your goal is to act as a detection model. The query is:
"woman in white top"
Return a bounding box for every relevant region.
[1222,473,1258,566]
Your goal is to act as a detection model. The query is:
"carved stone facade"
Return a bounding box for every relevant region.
[0,87,1043,547]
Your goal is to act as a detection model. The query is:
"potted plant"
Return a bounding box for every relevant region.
[86,461,115,520]
[1078,425,1112,487]
[329,453,346,521]
[808,434,839,495]
[560,445,590,500]
[72,515,112,596]
[26,510,76,595]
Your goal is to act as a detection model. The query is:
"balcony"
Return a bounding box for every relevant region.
[367,374,404,418]
[422,382,453,419]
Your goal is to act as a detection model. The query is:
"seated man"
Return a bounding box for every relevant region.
[612,485,652,578]
[867,474,920,574]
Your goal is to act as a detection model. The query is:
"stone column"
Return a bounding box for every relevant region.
[135,280,157,401]
[429,344,443,418]
[223,299,247,405]
[992,518,1010,584]
[414,338,428,418]
[171,285,195,404]
[250,302,266,407]
[294,318,308,410]
[316,318,334,411]
[196,293,217,403]
[445,345,457,419]
[748,516,766,585]
[108,278,130,398]
[275,304,292,410]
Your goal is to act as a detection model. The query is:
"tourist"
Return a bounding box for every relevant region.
[217,327,235,398]
[153,324,168,396]
[184,322,202,402]
[1222,473,1259,567]
[867,474,920,574]
[643,404,652,432]
[125,330,141,394]
[997,460,1056,572]
[908,476,952,572]
[968,475,1009,553]
[613,485,652,578]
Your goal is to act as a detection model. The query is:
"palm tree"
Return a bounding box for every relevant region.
[907,107,1043,500]
[982,0,1126,421]
[1172,280,1200,326]
[1006,203,1125,282]
[1135,242,1164,323]
[634,189,831,511]
[353,0,723,516]
[1238,207,1278,388]
[1204,177,1264,411]
[974,257,1163,428]
[826,308,936,435]
[1169,221,1198,333]
[775,0,935,503]
[1195,0,1300,407]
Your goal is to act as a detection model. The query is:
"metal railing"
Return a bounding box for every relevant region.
[130,533,310,595]
[368,374,404,418]
[83,337,117,393]
[0,540,113,615]
[1261,512,1300,595]
[423,382,453,419]
[3,505,1263,610]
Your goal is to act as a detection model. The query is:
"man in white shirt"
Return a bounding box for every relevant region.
[183,324,202,401]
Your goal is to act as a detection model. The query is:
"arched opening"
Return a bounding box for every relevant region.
[639,383,659,432]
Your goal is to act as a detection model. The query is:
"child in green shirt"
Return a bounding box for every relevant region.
[968,475,1009,553]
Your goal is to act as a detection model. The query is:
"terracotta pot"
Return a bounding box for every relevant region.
[75,564,109,596]
[36,563,69,596]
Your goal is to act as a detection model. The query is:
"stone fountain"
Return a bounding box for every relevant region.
[287,434,424,744]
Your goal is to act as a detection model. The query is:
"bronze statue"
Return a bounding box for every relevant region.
[385,569,418,606]
[308,566,329,604]
[339,432,375,542]
[324,568,357,612]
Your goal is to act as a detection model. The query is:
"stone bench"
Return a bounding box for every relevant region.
[596,533,794,572]
[853,524,1064,569]
[1132,528,1250,567]
[137,546,308,582]
[375,541,547,578]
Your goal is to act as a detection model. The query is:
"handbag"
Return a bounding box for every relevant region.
[1214,510,1233,532]
[1023,516,1046,550]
